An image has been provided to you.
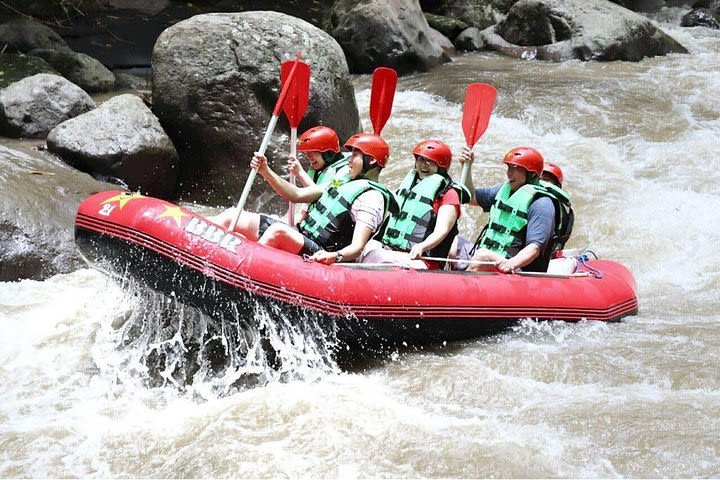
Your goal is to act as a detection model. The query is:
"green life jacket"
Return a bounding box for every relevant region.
[307,152,351,186]
[475,179,572,271]
[299,178,398,251]
[382,170,470,258]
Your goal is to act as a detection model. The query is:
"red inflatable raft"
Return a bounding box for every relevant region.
[75,190,638,352]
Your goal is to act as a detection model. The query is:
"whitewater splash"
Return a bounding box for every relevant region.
[89,276,340,398]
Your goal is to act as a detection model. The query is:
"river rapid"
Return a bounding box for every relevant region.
[1,11,719,477]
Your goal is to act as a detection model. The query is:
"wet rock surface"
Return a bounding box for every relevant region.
[482,0,689,61]
[46,93,178,198]
[28,48,116,93]
[0,143,112,281]
[0,73,95,139]
[327,0,450,75]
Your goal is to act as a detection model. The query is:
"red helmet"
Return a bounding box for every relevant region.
[297,126,340,153]
[542,162,564,186]
[412,139,452,169]
[344,133,390,167]
[502,147,544,177]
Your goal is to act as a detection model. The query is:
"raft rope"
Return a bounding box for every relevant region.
[574,249,604,279]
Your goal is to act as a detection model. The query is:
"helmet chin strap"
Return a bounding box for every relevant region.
[361,155,377,175]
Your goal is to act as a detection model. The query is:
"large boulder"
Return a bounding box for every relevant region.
[425,0,515,30]
[682,1,720,28]
[152,11,360,207]
[424,13,470,40]
[481,0,688,62]
[327,0,450,75]
[0,17,71,54]
[682,8,720,28]
[455,27,486,51]
[46,94,178,198]
[0,74,95,139]
[0,53,58,89]
[0,144,112,282]
[28,49,116,93]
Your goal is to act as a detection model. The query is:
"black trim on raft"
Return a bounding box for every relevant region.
[75,226,519,359]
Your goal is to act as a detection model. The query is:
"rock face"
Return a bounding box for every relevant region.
[0,53,58,89]
[327,0,450,75]
[0,17,71,54]
[482,0,688,61]
[47,94,178,198]
[424,13,470,40]
[682,0,720,28]
[425,0,515,29]
[152,11,360,206]
[0,144,112,282]
[0,74,95,139]
[28,49,116,93]
[455,27,486,51]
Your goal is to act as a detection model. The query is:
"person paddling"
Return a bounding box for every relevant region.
[451,146,572,273]
[210,126,348,237]
[288,126,350,188]
[285,126,351,222]
[215,133,397,264]
[362,140,469,269]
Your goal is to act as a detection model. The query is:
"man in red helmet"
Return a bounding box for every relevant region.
[210,126,350,231]
[287,126,350,189]
[215,133,398,265]
[452,146,572,273]
[362,139,470,269]
[283,126,351,223]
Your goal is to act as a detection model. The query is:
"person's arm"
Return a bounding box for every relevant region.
[496,244,541,273]
[457,146,479,205]
[496,197,555,273]
[311,224,374,265]
[287,156,314,187]
[253,154,324,203]
[312,190,384,265]
[408,204,458,259]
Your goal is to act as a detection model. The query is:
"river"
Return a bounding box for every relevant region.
[1,9,719,477]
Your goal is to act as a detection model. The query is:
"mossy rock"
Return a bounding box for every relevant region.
[424,12,470,40]
[0,53,58,89]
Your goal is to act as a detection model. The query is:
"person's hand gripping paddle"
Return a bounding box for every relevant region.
[460,83,497,184]
[280,59,310,225]
[229,52,304,231]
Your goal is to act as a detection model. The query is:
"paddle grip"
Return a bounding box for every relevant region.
[229,114,280,230]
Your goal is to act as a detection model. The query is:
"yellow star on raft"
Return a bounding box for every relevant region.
[157,205,188,227]
[101,192,145,209]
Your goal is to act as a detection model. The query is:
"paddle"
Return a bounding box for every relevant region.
[229,52,303,231]
[459,83,497,184]
[280,59,311,225]
[369,67,398,135]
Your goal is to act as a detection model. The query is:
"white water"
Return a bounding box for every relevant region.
[2,18,720,477]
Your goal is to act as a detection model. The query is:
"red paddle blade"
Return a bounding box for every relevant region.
[462,83,497,147]
[369,67,398,135]
[280,60,310,128]
[272,51,302,116]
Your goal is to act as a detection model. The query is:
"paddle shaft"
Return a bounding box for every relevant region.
[287,127,298,225]
[228,53,303,231]
[228,114,279,231]
[421,256,496,267]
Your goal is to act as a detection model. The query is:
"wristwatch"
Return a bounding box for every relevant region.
[335,251,344,263]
